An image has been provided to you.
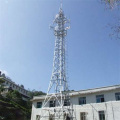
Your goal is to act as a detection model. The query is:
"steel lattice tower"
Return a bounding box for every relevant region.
[47,5,70,102]
[40,3,74,120]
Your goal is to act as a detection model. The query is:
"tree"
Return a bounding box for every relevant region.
[0,77,46,119]
[28,89,46,98]
[101,0,120,39]
[6,90,23,105]
[102,0,120,9]
[0,84,4,94]
[0,90,31,120]
[0,77,5,94]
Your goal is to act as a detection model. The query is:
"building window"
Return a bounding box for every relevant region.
[36,115,40,120]
[50,101,56,107]
[79,97,86,105]
[49,114,54,120]
[37,102,42,108]
[96,95,105,103]
[80,112,87,120]
[115,92,120,101]
[64,113,71,120]
[99,111,105,120]
[64,99,70,106]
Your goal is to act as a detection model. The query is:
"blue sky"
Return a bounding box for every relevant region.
[0,0,119,92]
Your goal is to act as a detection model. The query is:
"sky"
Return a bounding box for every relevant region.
[0,0,120,92]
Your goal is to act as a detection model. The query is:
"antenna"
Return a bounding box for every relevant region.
[37,2,75,120]
[60,0,63,9]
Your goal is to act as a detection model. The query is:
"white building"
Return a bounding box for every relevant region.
[31,84,120,120]
[0,71,30,100]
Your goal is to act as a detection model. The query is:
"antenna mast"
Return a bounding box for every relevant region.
[40,1,74,120]
[60,0,63,9]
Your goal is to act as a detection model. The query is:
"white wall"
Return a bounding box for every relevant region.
[3,79,29,97]
[70,90,120,105]
[31,89,120,120]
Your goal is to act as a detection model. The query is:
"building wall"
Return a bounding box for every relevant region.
[0,71,29,98]
[70,89,120,105]
[31,88,120,120]
[3,79,29,97]
[73,101,120,120]
[31,101,120,120]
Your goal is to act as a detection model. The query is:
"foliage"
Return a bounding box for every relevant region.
[0,98,30,120]
[0,77,5,94]
[0,78,46,120]
[109,22,120,39]
[6,90,23,105]
[101,0,120,40]
[0,90,31,120]
[28,89,46,98]
[0,85,4,94]
[0,77,5,84]
[102,0,120,9]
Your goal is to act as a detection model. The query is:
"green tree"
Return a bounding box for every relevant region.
[28,89,46,98]
[0,77,5,94]
[0,78,46,120]
[0,90,31,120]
[6,90,23,105]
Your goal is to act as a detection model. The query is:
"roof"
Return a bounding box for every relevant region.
[31,84,120,102]
[3,77,28,92]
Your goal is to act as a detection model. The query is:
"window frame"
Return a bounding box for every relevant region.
[96,95,105,103]
[64,99,70,106]
[79,97,86,105]
[49,114,55,120]
[98,111,105,120]
[37,102,42,108]
[115,92,120,101]
[36,115,40,120]
[49,100,56,107]
[80,112,87,120]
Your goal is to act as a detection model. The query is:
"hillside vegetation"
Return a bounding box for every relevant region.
[0,78,46,120]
